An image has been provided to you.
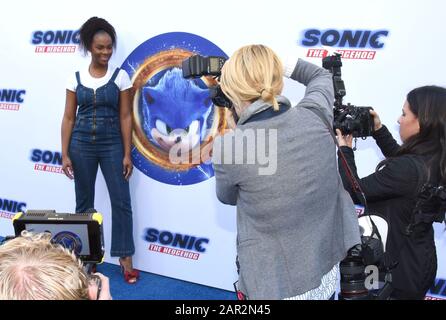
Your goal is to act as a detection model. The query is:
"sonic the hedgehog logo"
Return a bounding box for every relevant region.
[52,231,83,256]
[142,68,212,153]
[121,32,230,185]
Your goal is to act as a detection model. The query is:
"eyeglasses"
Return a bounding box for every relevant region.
[88,274,102,300]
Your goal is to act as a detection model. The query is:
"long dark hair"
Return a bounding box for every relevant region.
[396,86,446,184]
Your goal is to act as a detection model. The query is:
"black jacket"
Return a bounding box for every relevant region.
[338,126,437,300]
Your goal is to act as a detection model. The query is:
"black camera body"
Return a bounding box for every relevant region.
[322,53,374,138]
[334,104,374,138]
[338,213,393,300]
[182,55,226,79]
[182,55,233,109]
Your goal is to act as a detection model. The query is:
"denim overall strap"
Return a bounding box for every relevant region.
[75,71,81,86]
[109,68,120,83]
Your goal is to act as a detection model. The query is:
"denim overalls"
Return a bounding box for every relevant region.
[69,68,135,257]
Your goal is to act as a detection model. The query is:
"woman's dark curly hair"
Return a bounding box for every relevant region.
[78,17,116,54]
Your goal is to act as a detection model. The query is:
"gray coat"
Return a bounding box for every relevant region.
[212,59,360,300]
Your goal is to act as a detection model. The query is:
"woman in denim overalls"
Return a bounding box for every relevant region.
[61,17,139,284]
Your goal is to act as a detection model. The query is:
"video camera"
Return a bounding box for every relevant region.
[11,209,104,264]
[322,53,374,138]
[182,55,233,109]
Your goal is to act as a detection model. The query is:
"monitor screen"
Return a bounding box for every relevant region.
[25,223,91,256]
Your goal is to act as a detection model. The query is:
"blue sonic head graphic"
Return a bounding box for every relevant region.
[121,32,230,185]
[142,68,212,153]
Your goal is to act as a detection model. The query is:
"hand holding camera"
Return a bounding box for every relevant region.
[336,129,353,148]
[369,109,382,131]
[88,272,112,300]
[336,110,383,147]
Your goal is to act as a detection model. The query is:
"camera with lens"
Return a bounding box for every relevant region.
[322,53,374,138]
[338,213,394,300]
[182,55,233,109]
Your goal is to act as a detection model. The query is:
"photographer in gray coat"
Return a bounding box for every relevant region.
[212,45,360,300]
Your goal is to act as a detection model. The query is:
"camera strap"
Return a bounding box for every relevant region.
[302,105,367,208]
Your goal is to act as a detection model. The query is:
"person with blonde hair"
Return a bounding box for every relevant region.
[0,231,111,300]
[213,44,360,300]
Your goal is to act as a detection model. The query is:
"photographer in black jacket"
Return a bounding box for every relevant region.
[336,85,446,299]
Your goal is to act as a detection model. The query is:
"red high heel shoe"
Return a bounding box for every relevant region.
[119,257,140,284]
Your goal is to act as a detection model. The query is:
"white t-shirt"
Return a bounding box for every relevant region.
[66,66,132,92]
